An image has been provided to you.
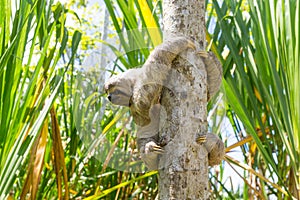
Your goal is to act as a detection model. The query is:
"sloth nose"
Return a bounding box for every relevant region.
[107,95,112,101]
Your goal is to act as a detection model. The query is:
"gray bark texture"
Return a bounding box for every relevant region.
[158,0,210,199]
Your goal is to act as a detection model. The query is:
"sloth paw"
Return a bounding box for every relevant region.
[196,133,207,144]
[144,141,164,154]
[140,141,164,170]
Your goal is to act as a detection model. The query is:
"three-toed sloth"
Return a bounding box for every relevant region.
[104,37,224,170]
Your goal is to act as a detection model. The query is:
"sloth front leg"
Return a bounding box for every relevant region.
[136,104,163,170]
[137,136,163,170]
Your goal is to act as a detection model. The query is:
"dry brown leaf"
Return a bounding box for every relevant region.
[50,107,69,200]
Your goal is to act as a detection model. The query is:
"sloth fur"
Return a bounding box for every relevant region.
[105,37,195,127]
[104,37,224,170]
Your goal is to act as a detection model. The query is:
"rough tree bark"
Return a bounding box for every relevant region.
[158,0,210,199]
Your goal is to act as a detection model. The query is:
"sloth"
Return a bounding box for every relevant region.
[104,37,224,170]
[105,37,196,127]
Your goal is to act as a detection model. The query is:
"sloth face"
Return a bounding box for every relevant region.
[104,70,136,107]
[105,84,132,106]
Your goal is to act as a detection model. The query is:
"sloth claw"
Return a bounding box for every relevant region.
[197,51,209,57]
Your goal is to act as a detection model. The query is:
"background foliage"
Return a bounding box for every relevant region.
[0,0,298,199]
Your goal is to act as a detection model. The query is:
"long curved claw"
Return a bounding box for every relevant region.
[196,135,207,144]
[187,39,196,51]
[197,51,209,58]
[152,145,164,154]
[144,141,164,154]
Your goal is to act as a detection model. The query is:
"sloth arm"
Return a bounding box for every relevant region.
[131,37,195,126]
[143,37,195,84]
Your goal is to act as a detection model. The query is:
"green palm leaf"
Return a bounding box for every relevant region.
[209,0,299,198]
[0,0,81,198]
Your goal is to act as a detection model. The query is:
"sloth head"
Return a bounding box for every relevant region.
[104,69,139,107]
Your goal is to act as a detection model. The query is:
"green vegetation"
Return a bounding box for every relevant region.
[0,0,298,199]
[210,0,299,198]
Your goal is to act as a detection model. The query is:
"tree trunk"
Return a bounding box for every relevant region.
[158,0,210,199]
